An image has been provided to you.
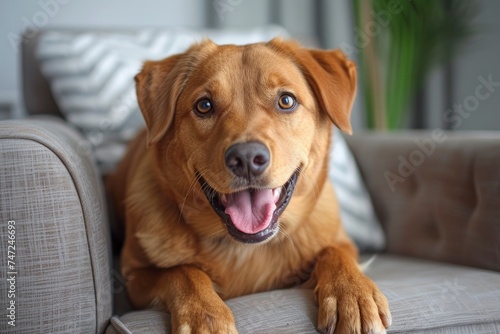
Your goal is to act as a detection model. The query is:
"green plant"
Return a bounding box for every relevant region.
[353,0,477,130]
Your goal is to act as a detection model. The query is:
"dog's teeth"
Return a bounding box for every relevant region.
[273,188,281,202]
[220,194,228,206]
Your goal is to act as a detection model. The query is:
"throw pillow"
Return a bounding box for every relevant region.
[36,26,288,173]
[329,129,386,252]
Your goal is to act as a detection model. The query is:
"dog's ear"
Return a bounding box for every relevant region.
[268,39,356,134]
[135,40,218,145]
[134,54,184,146]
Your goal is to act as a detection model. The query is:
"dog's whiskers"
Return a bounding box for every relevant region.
[278,227,296,254]
[296,167,320,201]
[177,168,209,225]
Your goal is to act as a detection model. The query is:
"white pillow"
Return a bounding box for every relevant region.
[329,129,386,252]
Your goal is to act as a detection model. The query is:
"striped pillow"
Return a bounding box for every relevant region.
[36,27,288,173]
[330,129,386,252]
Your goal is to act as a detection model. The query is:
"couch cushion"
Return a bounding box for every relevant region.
[367,255,500,333]
[107,289,319,334]
[106,255,500,333]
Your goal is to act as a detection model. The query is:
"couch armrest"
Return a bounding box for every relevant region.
[346,131,500,272]
[0,118,112,333]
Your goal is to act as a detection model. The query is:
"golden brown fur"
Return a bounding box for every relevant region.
[106,38,391,333]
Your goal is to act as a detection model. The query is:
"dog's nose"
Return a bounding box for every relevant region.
[225,142,270,179]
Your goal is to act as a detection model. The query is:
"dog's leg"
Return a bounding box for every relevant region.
[313,244,391,334]
[126,265,238,334]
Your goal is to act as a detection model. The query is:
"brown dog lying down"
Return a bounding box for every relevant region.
[106,38,391,333]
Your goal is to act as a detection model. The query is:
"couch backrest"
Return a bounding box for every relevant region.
[346,131,500,272]
[22,30,63,117]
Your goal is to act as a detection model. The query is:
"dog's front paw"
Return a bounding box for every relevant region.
[171,297,238,334]
[316,274,391,334]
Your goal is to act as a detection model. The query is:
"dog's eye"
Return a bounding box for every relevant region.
[277,94,297,111]
[195,99,213,116]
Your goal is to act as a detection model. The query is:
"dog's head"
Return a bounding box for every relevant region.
[135,39,356,244]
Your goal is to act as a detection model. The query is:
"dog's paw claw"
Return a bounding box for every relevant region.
[317,296,337,333]
[316,275,391,334]
[171,299,237,334]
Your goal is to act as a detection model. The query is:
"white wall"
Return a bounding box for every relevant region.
[421,0,500,131]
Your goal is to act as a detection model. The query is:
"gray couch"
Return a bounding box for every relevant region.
[1,30,499,333]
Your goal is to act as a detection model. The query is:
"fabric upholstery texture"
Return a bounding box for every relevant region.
[106,310,169,334]
[105,255,500,333]
[0,118,112,333]
[346,131,500,272]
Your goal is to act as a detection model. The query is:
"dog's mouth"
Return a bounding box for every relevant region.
[199,171,299,244]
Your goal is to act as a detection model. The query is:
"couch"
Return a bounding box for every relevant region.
[0,28,499,333]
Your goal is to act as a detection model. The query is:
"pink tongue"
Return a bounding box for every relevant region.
[224,189,277,234]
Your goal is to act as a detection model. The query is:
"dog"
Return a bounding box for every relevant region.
[106,38,391,333]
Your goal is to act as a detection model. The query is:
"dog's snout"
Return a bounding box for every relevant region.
[225,142,270,179]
